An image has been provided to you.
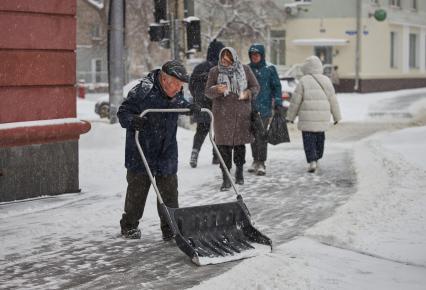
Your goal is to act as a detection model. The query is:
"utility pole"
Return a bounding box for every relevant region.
[354,0,361,91]
[108,0,125,124]
[168,0,184,61]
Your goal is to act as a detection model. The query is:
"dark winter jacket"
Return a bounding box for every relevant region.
[189,39,225,123]
[248,44,282,118]
[117,69,191,175]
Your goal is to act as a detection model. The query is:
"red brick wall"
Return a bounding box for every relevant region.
[0,0,77,123]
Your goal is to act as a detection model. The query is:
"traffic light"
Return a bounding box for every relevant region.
[185,17,201,51]
[153,0,167,23]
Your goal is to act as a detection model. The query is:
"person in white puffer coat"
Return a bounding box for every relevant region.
[286,55,342,172]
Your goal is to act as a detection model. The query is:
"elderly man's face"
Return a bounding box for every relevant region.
[160,72,184,97]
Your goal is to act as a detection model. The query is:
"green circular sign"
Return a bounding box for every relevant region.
[374,9,387,21]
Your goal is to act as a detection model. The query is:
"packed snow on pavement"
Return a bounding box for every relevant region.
[0,87,426,289]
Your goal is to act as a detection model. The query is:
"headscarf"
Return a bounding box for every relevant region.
[217,47,247,96]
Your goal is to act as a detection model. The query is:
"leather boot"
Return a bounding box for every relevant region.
[220,169,232,191]
[235,166,244,185]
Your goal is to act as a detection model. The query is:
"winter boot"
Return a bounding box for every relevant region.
[256,162,266,176]
[162,230,174,241]
[190,149,199,168]
[235,166,244,185]
[121,228,141,239]
[220,170,232,191]
[307,161,317,173]
[247,161,259,173]
[212,153,220,165]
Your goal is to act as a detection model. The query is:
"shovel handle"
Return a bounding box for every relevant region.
[134,108,241,206]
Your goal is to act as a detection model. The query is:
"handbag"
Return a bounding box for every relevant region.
[250,110,267,140]
[267,109,290,145]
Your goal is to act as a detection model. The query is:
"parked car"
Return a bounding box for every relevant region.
[95,79,141,118]
[280,76,298,109]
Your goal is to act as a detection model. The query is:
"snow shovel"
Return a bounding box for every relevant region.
[135,108,272,266]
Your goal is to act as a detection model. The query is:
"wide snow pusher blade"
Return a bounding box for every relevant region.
[166,199,272,265]
[136,109,272,266]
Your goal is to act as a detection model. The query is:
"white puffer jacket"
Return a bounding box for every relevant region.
[286,56,342,132]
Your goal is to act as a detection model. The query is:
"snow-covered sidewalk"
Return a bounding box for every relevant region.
[190,90,426,290]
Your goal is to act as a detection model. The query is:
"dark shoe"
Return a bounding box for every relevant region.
[190,149,199,168]
[162,231,174,241]
[235,166,244,185]
[220,171,232,191]
[121,228,141,239]
[212,154,220,165]
[247,161,259,173]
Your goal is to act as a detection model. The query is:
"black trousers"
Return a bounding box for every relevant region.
[192,122,216,157]
[217,145,246,170]
[120,170,178,235]
[302,131,325,163]
[250,117,270,162]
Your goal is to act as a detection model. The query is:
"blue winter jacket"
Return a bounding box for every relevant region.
[117,69,190,175]
[248,44,282,118]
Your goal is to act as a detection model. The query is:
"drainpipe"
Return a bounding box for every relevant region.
[354,0,361,91]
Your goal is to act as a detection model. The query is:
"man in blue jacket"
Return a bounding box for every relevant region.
[117,60,200,240]
[248,44,282,175]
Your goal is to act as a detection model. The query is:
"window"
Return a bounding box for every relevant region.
[91,24,101,40]
[91,59,102,83]
[270,30,286,65]
[411,0,418,11]
[390,31,397,68]
[371,0,380,5]
[218,0,234,7]
[409,33,418,68]
[389,0,401,8]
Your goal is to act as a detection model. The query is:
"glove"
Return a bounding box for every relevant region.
[274,105,285,115]
[334,121,338,125]
[131,115,146,131]
[286,119,293,124]
[188,104,202,114]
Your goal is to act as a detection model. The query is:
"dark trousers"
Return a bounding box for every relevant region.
[192,122,216,157]
[250,117,270,162]
[217,145,246,170]
[302,131,325,163]
[120,170,178,235]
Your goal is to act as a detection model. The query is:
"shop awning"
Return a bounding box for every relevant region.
[292,38,349,46]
